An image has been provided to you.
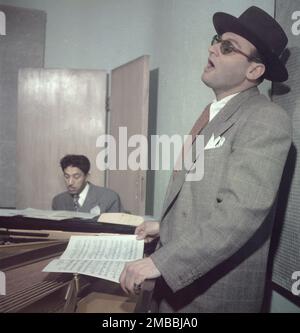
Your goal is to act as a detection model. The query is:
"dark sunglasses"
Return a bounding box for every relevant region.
[211,35,263,63]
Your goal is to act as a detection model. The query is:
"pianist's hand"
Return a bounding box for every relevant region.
[135,221,160,243]
[119,257,161,295]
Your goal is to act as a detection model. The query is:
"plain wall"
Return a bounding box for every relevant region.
[1,0,298,312]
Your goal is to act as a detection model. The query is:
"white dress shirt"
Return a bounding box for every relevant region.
[209,93,239,122]
[78,182,90,207]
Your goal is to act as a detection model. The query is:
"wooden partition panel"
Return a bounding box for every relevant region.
[0,5,46,207]
[17,69,107,209]
[108,56,149,215]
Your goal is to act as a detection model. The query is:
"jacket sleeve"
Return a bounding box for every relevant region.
[106,193,123,212]
[52,196,58,210]
[151,104,292,292]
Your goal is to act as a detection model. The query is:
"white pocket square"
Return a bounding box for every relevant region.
[205,134,225,150]
[90,205,101,215]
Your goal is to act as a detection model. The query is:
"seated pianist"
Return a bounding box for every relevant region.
[52,154,123,214]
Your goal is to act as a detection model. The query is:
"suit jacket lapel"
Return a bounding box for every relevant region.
[202,86,259,146]
[65,193,76,211]
[161,87,260,220]
[161,168,185,220]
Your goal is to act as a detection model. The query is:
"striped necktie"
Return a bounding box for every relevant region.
[73,194,80,211]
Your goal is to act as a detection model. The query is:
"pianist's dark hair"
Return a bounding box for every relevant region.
[60,155,90,175]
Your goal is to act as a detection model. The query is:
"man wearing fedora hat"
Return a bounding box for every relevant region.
[120,6,292,312]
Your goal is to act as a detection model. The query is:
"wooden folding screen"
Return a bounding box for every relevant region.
[17,69,107,209]
[0,5,46,207]
[108,56,150,215]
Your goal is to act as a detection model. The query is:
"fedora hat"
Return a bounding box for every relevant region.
[213,6,288,82]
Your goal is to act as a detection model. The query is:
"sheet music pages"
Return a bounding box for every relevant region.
[22,208,99,220]
[0,208,98,220]
[98,213,143,226]
[0,209,24,216]
[42,235,144,283]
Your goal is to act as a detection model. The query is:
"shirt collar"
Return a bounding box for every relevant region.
[209,92,239,122]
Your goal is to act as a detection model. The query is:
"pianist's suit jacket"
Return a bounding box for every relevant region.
[52,182,122,214]
[151,86,292,313]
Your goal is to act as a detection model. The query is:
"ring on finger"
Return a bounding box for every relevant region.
[133,282,142,293]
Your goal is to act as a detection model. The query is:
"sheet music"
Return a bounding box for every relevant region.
[22,208,99,220]
[0,207,98,220]
[42,235,144,283]
[60,235,143,261]
[42,259,126,283]
[0,209,24,216]
[98,213,144,226]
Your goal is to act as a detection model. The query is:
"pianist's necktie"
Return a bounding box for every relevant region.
[173,104,210,174]
[73,194,80,211]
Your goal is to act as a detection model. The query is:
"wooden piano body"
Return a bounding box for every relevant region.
[0,216,155,313]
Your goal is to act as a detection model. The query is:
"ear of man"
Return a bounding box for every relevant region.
[246,62,266,82]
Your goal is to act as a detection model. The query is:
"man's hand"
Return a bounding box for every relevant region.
[119,257,161,295]
[135,220,160,243]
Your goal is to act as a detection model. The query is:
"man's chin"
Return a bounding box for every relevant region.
[68,189,77,195]
[201,74,213,88]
